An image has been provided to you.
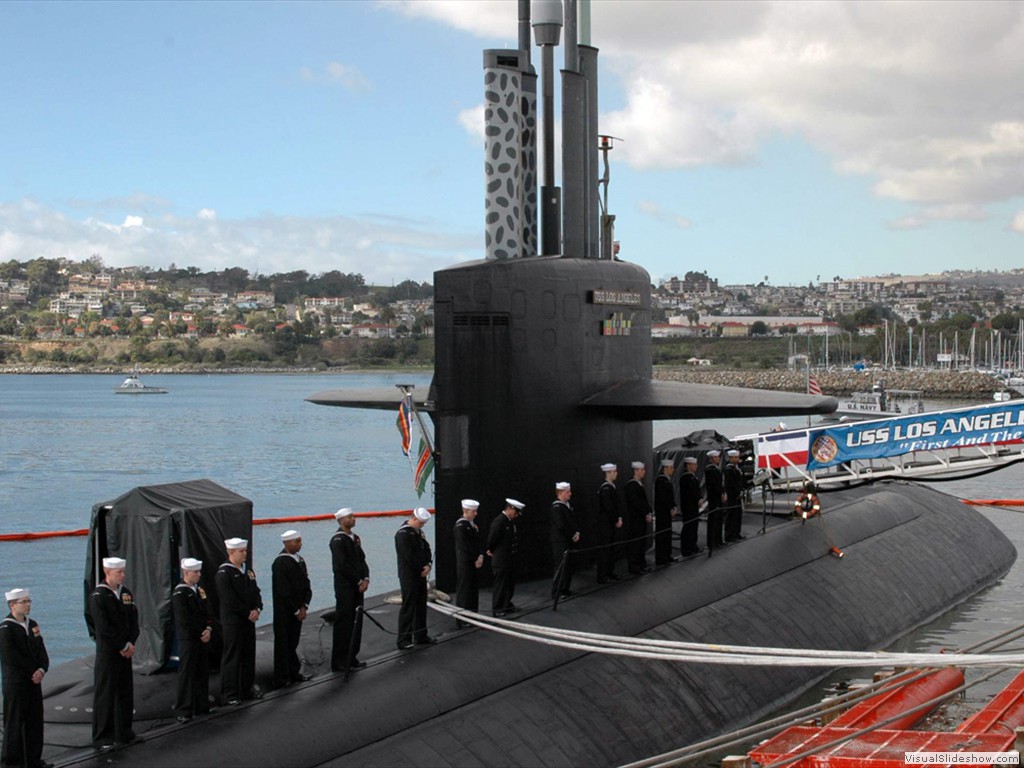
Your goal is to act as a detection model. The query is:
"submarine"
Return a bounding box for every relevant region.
[40,2,1016,767]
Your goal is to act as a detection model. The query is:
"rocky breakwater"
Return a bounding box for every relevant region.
[654,368,1003,400]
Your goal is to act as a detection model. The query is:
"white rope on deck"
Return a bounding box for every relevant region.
[428,601,1024,668]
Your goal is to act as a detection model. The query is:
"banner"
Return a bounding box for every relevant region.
[806,402,1024,470]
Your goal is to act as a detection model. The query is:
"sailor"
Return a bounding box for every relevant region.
[171,558,213,722]
[625,461,653,574]
[596,464,623,584]
[724,449,747,542]
[487,499,524,616]
[88,556,139,751]
[678,457,704,556]
[549,482,579,598]
[653,459,678,565]
[330,508,369,671]
[215,538,263,705]
[395,508,435,650]
[453,499,483,628]
[271,530,312,688]
[0,588,51,768]
[704,450,725,551]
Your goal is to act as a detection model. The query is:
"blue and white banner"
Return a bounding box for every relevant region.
[806,402,1024,470]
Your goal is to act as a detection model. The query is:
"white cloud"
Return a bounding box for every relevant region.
[886,203,989,230]
[300,61,371,92]
[1011,210,1024,234]
[636,199,692,230]
[396,1,1024,218]
[457,104,486,143]
[197,208,217,221]
[0,199,472,283]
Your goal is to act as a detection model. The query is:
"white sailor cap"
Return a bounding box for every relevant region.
[280,529,301,542]
[506,498,525,510]
[600,463,617,472]
[102,557,127,569]
[5,588,29,602]
[414,507,432,522]
[778,422,787,430]
[631,461,645,469]
[224,538,248,551]
[555,481,571,491]
[707,450,721,458]
[461,499,480,509]
[335,507,354,520]
[727,449,740,457]
[180,558,203,572]
[660,459,674,468]
[683,456,698,464]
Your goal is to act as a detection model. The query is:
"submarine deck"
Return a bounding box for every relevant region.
[38,484,1016,767]
[41,503,784,766]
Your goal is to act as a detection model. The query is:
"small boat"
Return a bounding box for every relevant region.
[827,382,923,421]
[113,367,167,394]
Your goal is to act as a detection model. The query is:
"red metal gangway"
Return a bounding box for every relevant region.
[749,668,1024,768]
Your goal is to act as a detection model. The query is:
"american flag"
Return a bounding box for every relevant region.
[808,375,822,396]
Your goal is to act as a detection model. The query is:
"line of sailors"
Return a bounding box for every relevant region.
[449,450,748,620]
[1,454,746,762]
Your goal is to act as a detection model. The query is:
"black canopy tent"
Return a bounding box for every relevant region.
[84,479,253,674]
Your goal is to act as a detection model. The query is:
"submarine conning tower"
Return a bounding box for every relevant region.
[432,0,651,589]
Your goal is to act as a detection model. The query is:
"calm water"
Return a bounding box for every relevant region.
[3,374,1024,709]
[0,372,431,663]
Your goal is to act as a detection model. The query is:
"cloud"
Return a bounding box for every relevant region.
[457,104,486,143]
[1012,210,1024,234]
[886,203,989,230]
[0,199,473,283]
[299,61,371,92]
[392,1,1024,215]
[197,208,217,221]
[636,199,692,230]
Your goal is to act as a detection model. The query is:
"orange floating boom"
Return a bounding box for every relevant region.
[0,509,431,542]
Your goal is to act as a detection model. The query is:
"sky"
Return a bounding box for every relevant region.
[1,0,1023,287]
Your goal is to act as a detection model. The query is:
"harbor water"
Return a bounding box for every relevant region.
[2,373,1023,713]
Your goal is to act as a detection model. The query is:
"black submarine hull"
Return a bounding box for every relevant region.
[65,482,1015,767]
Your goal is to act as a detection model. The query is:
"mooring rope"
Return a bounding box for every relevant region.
[428,602,1024,668]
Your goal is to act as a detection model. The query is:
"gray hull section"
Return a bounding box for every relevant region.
[75,483,1014,767]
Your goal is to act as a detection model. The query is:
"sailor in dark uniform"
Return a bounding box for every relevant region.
[704,450,725,550]
[272,530,312,688]
[88,556,139,750]
[487,498,524,616]
[724,449,747,542]
[330,508,370,671]
[624,461,653,574]
[549,482,579,598]
[395,508,434,650]
[653,459,678,565]
[171,558,213,722]
[596,463,623,583]
[215,537,263,705]
[453,499,483,627]
[0,588,51,768]
[678,457,704,556]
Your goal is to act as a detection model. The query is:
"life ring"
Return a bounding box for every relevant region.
[795,492,821,519]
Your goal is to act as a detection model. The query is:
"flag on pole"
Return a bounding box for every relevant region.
[808,375,822,396]
[413,437,434,497]
[396,394,413,456]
